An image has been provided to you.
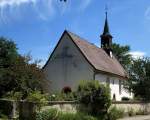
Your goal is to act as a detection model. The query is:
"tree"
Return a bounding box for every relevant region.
[112,43,132,69]
[112,43,134,93]
[128,57,150,101]
[0,37,19,97]
[10,55,45,99]
[0,37,18,67]
[0,37,45,98]
[78,80,111,116]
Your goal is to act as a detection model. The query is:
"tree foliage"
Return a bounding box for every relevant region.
[0,37,45,99]
[0,37,19,97]
[128,57,150,101]
[112,43,133,93]
[112,43,150,101]
[112,43,132,69]
[0,37,18,68]
[9,55,45,99]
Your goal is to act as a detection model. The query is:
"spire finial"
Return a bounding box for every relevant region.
[105,4,108,18]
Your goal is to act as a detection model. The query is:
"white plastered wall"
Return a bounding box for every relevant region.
[95,73,133,101]
[43,33,94,92]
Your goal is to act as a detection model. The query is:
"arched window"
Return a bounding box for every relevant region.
[113,94,116,101]
[119,80,122,95]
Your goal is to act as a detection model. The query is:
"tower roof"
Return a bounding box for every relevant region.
[102,12,112,37]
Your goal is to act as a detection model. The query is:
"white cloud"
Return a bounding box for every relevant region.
[0,0,37,24]
[145,6,150,20]
[32,0,55,21]
[0,0,93,24]
[0,0,57,23]
[0,0,36,7]
[79,0,92,11]
[129,51,146,59]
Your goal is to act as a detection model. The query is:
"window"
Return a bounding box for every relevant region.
[119,80,122,95]
[106,77,110,86]
[112,79,115,85]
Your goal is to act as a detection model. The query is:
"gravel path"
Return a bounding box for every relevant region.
[118,115,150,120]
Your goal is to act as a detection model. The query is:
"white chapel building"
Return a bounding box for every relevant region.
[43,14,132,101]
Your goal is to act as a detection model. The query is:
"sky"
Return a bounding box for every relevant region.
[0,0,150,66]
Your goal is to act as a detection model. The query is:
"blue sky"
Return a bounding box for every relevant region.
[0,0,150,66]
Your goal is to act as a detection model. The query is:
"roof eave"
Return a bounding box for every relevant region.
[94,69,128,80]
[42,30,68,69]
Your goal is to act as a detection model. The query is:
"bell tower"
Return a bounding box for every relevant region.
[100,11,113,57]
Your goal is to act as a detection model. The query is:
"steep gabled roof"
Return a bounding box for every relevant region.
[67,31,128,79]
[43,30,128,79]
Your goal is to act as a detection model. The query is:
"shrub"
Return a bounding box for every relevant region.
[136,108,146,115]
[121,97,130,101]
[36,108,58,120]
[0,100,14,118]
[108,106,125,120]
[47,92,63,101]
[26,91,47,111]
[133,96,142,101]
[36,109,98,120]
[26,91,46,102]
[0,111,8,120]
[47,92,77,101]
[80,115,98,120]
[57,112,76,120]
[58,112,98,120]
[61,92,76,101]
[77,80,111,116]
[74,113,98,120]
[3,91,23,100]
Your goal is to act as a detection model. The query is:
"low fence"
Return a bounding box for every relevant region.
[43,101,150,114]
[0,99,150,119]
[112,101,150,113]
[42,101,77,113]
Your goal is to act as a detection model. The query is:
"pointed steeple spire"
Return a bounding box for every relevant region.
[103,11,110,35]
[100,7,113,57]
